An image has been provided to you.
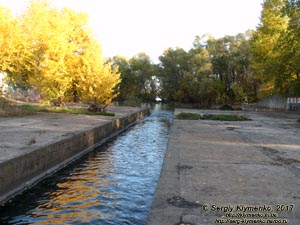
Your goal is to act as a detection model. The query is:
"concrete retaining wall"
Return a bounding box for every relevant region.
[0,108,149,203]
[257,94,287,110]
[242,95,287,111]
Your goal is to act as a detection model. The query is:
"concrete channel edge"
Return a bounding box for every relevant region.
[0,107,150,204]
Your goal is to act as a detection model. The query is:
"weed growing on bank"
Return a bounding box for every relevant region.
[176,112,250,121]
[0,97,115,117]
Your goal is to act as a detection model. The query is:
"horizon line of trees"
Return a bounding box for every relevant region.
[1,0,300,107]
[111,0,300,106]
[110,32,256,106]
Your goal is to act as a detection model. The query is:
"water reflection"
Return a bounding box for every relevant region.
[29,159,113,224]
[0,104,173,225]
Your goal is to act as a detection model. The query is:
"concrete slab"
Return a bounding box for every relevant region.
[0,106,143,163]
[148,109,300,225]
[0,106,149,203]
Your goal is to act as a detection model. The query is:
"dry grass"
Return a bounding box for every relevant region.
[0,96,115,117]
[176,112,250,121]
[0,97,35,117]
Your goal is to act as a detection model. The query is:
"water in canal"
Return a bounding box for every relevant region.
[0,104,173,225]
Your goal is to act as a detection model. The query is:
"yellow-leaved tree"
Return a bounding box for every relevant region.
[250,0,288,97]
[60,8,121,108]
[6,0,120,107]
[0,6,15,73]
[0,6,30,83]
[18,0,69,104]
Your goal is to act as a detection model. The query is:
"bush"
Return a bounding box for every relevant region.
[219,104,234,110]
[176,112,202,120]
[176,112,250,121]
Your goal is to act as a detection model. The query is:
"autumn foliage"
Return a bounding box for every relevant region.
[0,0,120,107]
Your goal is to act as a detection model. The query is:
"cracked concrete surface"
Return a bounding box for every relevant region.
[147,109,300,225]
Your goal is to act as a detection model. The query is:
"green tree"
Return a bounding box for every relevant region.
[179,47,214,104]
[158,43,218,105]
[250,0,289,97]
[110,56,134,101]
[158,47,190,101]
[207,33,255,103]
[280,0,300,96]
[129,53,157,101]
[111,53,158,102]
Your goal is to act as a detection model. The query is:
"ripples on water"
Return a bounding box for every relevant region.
[0,104,173,225]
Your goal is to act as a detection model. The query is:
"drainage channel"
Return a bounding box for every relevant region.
[0,104,173,225]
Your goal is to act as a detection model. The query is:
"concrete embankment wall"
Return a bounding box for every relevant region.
[242,94,287,111]
[0,108,149,203]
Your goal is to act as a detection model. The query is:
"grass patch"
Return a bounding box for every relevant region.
[176,112,202,120]
[0,97,35,117]
[0,98,115,117]
[176,112,250,121]
[19,104,115,116]
[202,114,249,121]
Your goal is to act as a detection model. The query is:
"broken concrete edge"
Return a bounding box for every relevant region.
[0,107,150,204]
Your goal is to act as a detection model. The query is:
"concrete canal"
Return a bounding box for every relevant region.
[0,104,173,225]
